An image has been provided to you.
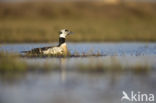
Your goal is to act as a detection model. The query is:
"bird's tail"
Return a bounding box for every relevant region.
[20,50,30,53]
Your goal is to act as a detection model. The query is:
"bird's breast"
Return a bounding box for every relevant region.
[43,47,63,55]
[60,43,68,56]
[42,43,68,56]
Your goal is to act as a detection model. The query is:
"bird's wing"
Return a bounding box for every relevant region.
[21,46,54,54]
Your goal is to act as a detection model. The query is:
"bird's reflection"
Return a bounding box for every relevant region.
[60,58,67,82]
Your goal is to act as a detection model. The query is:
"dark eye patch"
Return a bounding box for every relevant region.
[59,31,62,34]
[65,29,68,32]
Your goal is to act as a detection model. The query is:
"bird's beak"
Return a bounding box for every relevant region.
[68,31,73,35]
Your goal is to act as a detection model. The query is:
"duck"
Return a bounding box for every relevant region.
[22,29,73,56]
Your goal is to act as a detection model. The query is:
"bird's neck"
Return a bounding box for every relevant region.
[58,37,66,46]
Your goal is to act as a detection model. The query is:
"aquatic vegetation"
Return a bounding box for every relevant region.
[0,52,27,73]
[131,64,150,74]
[0,50,153,74]
[77,62,151,73]
[76,56,151,73]
[77,57,122,72]
[0,52,59,73]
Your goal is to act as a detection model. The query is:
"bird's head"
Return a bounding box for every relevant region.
[59,29,73,38]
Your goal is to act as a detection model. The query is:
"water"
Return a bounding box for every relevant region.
[1,42,156,67]
[0,71,156,103]
[0,43,156,103]
[1,42,156,56]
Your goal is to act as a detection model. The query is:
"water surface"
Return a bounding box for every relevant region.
[0,43,156,103]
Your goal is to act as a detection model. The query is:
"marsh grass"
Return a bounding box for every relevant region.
[0,52,59,73]
[77,61,151,73]
[0,51,152,74]
[76,56,151,74]
[77,56,123,72]
[20,50,154,74]
[0,51,27,73]
[130,64,150,74]
[0,2,156,43]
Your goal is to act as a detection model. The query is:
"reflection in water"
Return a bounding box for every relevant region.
[60,58,67,82]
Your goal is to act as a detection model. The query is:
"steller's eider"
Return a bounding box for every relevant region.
[21,29,73,56]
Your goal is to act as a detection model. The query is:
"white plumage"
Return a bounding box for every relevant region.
[43,47,64,55]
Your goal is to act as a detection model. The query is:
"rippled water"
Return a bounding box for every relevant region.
[0,43,156,103]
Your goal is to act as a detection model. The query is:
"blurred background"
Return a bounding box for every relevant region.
[0,1,156,103]
[0,0,156,43]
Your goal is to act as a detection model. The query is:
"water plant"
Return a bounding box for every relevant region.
[0,52,60,73]
[0,52,27,73]
[0,51,152,74]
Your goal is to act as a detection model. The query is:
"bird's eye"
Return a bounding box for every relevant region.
[59,32,62,34]
[65,29,68,32]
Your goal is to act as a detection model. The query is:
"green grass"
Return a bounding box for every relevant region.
[0,2,156,43]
